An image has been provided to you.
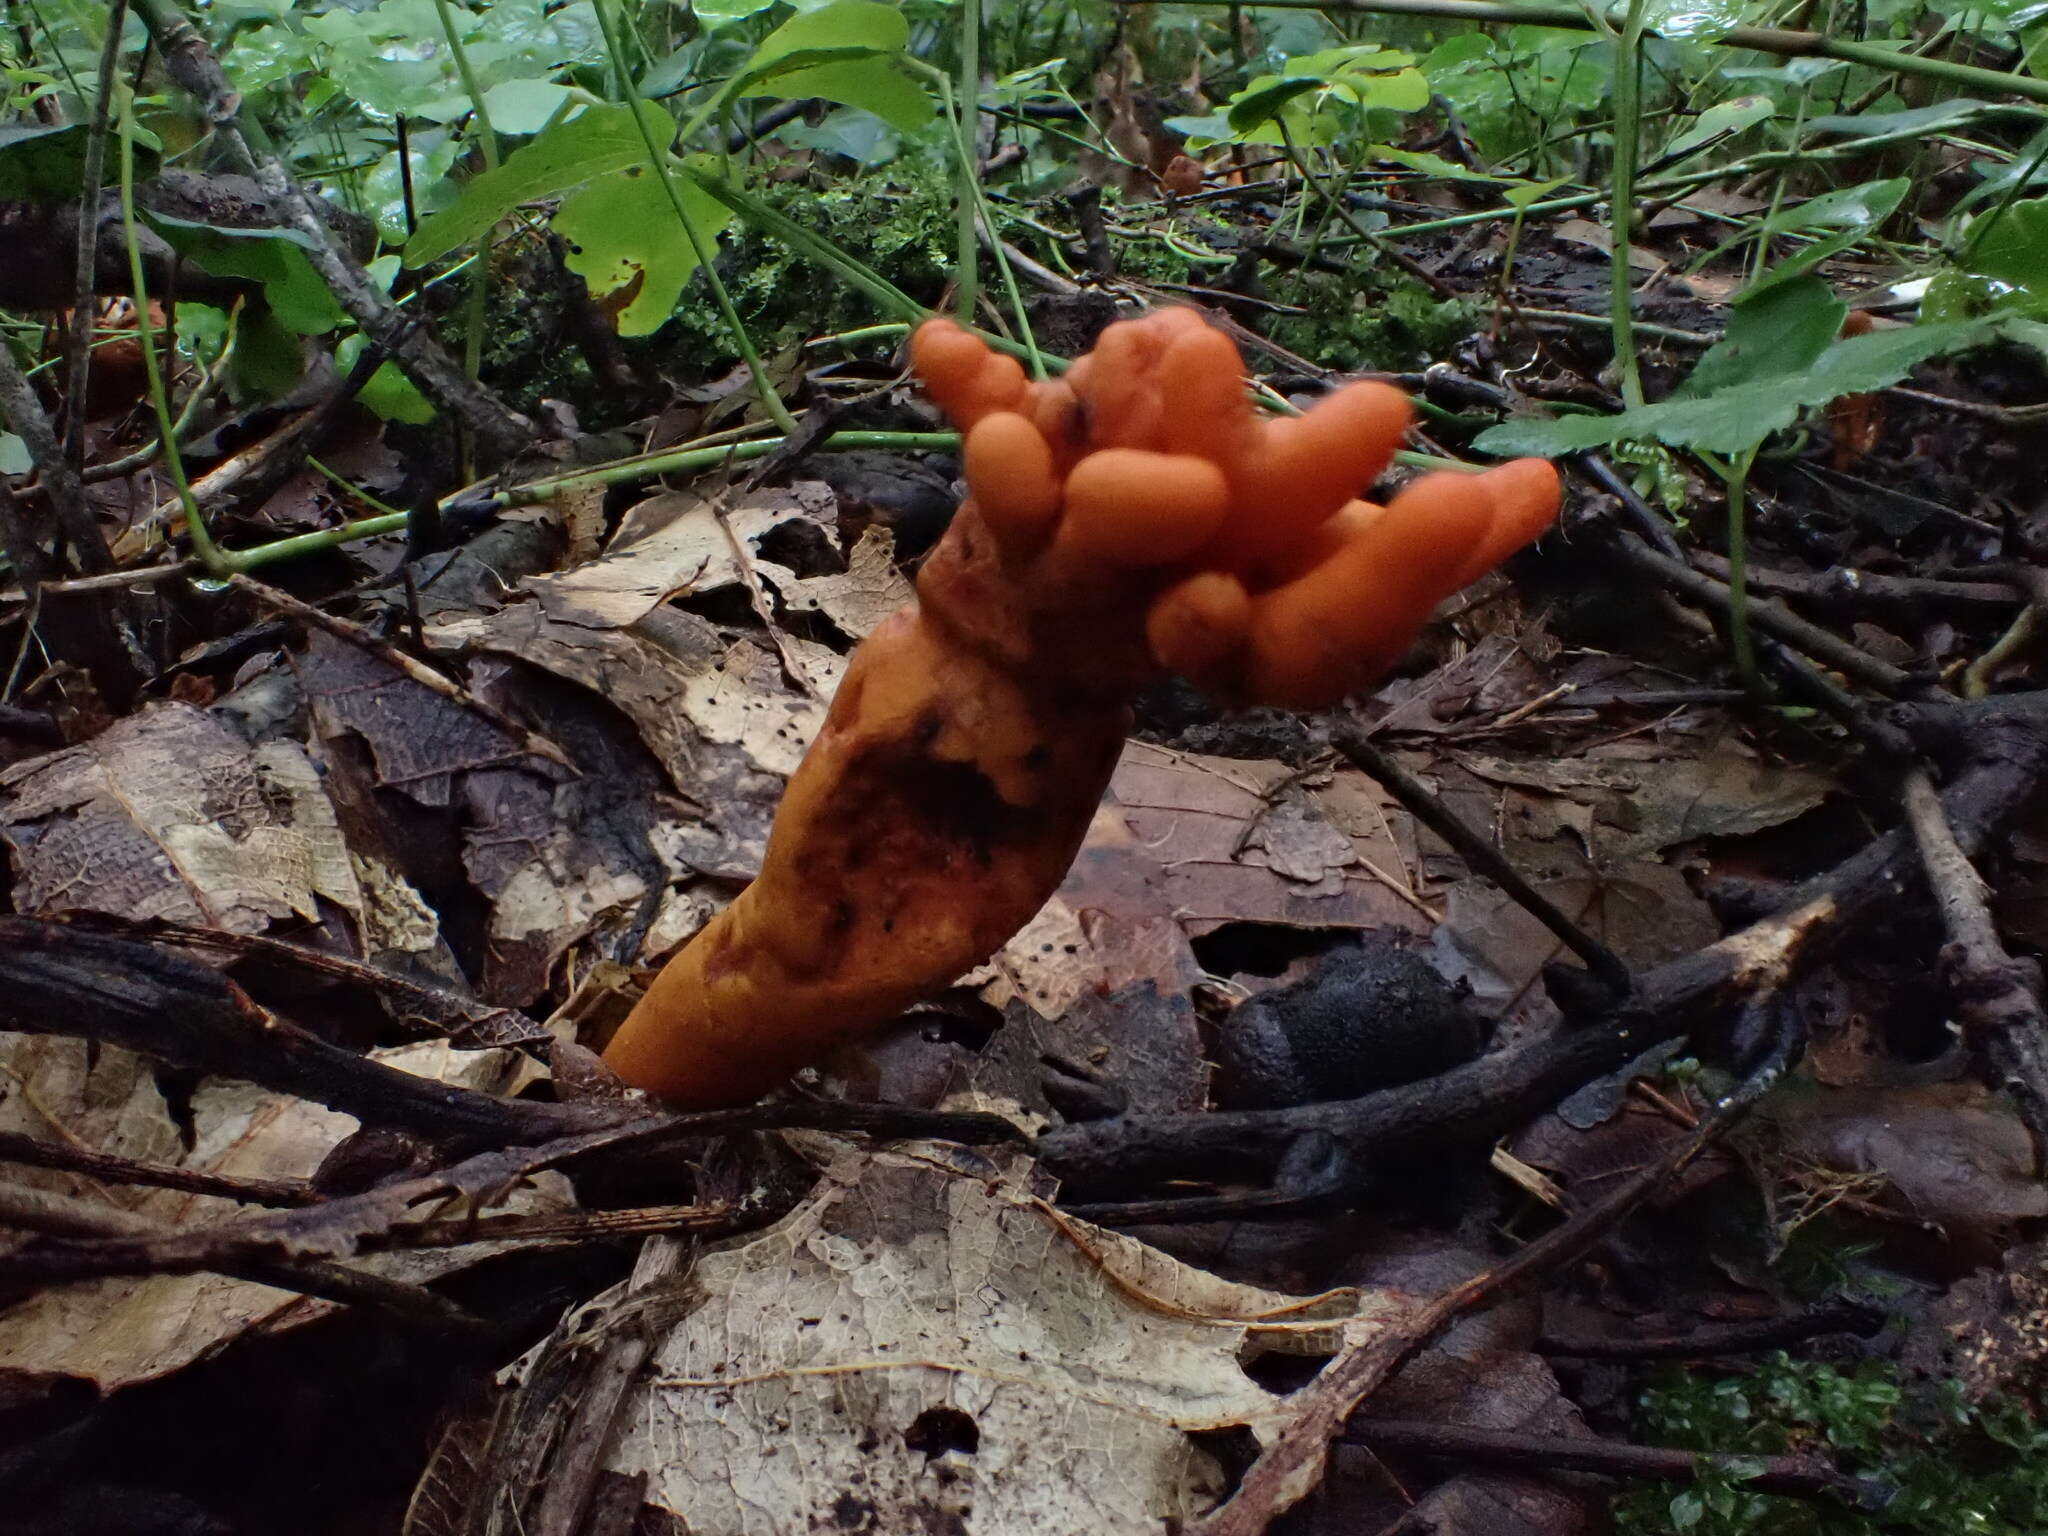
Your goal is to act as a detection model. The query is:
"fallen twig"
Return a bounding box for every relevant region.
[1537,1296,1887,1359]
[1184,1001,1804,1535]
[1332,725,1630,994]
[230,573,578,771]
[0,1179,494,1335]
[0,1130,318,1208]
[1903,766,2048,1165]
[1347,1418,1892,1513]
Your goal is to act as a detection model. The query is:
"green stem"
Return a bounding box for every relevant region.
[432,0,501,388]
[924,68,1043,377]
[594,0,796,434]
[1609,0,1648,410]
[117,91,228,577]
[506,429,961,505]
[1112,0,2048,104]
[682,164,928,327]
[955,0,981,322]
[1716,443,1762,692]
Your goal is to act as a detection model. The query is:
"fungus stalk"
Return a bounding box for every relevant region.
[603,309,1561,1106]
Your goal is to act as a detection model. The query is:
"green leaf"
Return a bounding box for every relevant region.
[1658,95,1774,164]
[1475,318,1997,458]
[1676,276,1844,400]
[744,0,907,72]
[1502,174,1572,209]
[553,157,733,337]
[1643,0,1747,37]
[1218,44,1428,147]
[1970,196,2048,290]
[231,302,308,400]
[479,78,580,135]
[1715,178,1907,298]
[1371,146,1510,183]
[0,121,158,202]
[1761,176,1909,237]
[143,211,346,336]
[1805,98,1989,140]
[338,335,436,424]
[1227,76,1324,137]
[739,53,932,133]
[0,433,29,476]
[404,100,671,266]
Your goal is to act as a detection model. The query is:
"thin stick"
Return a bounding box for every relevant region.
[227,573,577,771]
[1903,768,2048,1165]
[1332,726,1631,994]
[0,1180,495,1335]
[1186,1002,1802,1536]
[1346,1419,1891,1513]
[1114,0,2048,105]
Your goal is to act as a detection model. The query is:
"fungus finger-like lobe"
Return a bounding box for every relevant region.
[1058,449,1231,565]
[1243,472,1498,708]
[965,412,1062,549]
[1147,570,1252,678]
[1155,325,1254,458]
[602,307,1563,1108]
[1449,457,1563,588]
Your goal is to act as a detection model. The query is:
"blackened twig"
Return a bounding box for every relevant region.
[1577,452,1685,561]
[0,1102,1025,1292]
[0,1130,318,1208]
[0,1180,494,1335]
[60,0,131,469]
[1347,1419,1892,1513]
[1595,519,1918,695]
[1184,1001,1803,1536]
[230,573,577,771]
[131,0,528,459]
[1043,698,2048,1189]
[1538,1296,1887,1359]
[1332,725,1631,995]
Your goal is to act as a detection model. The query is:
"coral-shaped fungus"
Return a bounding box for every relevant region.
[603,308,1561,1106]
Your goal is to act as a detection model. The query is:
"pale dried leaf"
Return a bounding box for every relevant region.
[0,1037,568,1395]
[1454,749,1833,858]
[608,1146,1404,1535]
[755,525,913,641]
[530,485,836,630]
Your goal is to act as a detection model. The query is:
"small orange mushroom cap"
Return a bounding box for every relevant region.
[908,310,1562,707]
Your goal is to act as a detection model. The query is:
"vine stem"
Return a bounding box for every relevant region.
[955,0,981,323]
[1115,0,2048,104]
[115,86,228,577]
[1607,0,1649,411]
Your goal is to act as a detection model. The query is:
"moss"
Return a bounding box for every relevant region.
[1267,268,1478,372]
[1618,1351,2048,1535]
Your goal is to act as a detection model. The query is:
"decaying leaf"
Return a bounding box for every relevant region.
[601,1145,1408,1535]
[1757,1081,2048,1241]
[0,701,363,932]
[1454,748,1834,859]
[526,484,841,631]
[0,1036,567,1395]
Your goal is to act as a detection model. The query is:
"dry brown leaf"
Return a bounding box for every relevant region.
[602,1145,1406,1535]
[1454,748,1833,859]
[0,701,363,932]
[756,524,913,641]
